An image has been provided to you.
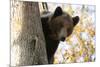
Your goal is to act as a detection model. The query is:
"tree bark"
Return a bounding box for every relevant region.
[11,0,48,66]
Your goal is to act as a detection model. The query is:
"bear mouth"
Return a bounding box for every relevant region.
[60,37,65,41]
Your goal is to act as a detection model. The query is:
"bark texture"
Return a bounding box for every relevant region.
[11,1,48,66]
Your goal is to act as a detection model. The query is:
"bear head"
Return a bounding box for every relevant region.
[48,6,80,41]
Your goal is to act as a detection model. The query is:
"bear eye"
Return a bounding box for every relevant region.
[67,28,71,32]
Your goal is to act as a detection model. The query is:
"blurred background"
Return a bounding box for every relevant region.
[39,2,96,64]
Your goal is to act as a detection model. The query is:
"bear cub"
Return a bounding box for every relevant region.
[41,6,79,64]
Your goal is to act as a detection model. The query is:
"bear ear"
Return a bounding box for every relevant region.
[52,6,63,19]
[72,16,79,26]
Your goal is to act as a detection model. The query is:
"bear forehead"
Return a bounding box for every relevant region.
[50,16,74,30]
[53,14,74,24]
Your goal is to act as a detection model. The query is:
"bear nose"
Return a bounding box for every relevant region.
[60,37,65,41]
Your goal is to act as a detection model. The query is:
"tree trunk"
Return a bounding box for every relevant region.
[11,0,48,66]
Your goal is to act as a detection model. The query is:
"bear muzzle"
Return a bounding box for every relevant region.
[60,37,66,41]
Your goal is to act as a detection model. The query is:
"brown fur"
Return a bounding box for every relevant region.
[41,6,79,64]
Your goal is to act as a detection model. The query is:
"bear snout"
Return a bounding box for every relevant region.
[60,37,66,41]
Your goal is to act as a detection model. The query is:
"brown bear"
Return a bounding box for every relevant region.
[41,6,79,64]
